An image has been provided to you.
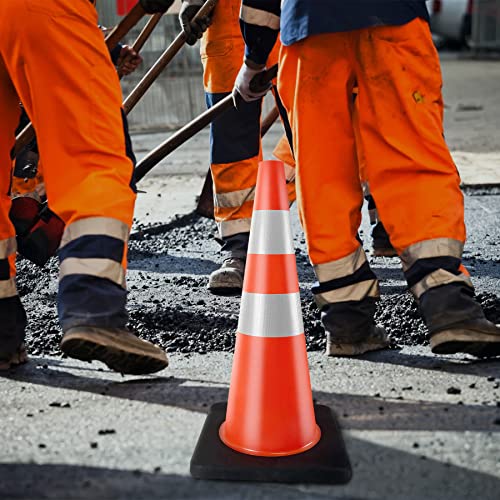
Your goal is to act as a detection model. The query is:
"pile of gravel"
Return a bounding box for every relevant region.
[14,211,500,356]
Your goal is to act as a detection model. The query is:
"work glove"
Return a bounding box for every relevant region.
[179,0,212,46]
[139,0,175,14]
[233,62,271,107]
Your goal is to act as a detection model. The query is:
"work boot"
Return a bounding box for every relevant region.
[327,325,390,356]
[321,298,390,356]
[207,257,245,296]
[0,296,28,370]
[372,221,397,257]
[421,283,500,358]
[208,232,249,295]
[60,327,168,375]
[0,343,28,371]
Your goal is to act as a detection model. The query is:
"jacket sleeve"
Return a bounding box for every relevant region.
[240,0,280,66]
[98,25,123,65]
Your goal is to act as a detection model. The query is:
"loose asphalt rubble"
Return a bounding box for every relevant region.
[15,202,500,358]
[1,54,499,500]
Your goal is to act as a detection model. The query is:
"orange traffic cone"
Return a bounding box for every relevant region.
[219,160,320,457]
[191,160,352,483]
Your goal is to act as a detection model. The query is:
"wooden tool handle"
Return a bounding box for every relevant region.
[123,0,219,114]
[105,2,147,52]
[117,13,163,78]
[134,64,279,181]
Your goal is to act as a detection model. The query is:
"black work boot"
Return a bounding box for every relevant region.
[322,298,390,356]
[420,283,500,358]
[0,296,28,370]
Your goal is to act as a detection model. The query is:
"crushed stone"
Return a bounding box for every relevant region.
[15,212,500,356]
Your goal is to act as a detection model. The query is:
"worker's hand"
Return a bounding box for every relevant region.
[233,62,271,106]
[179,0,212,46]
[116,45,143,75]
[139,0,175,14]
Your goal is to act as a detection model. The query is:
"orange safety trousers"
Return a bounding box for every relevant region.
[0,0,135,329]
[273,90,366,193]
[201,0,294,238]
[278,18,470,305]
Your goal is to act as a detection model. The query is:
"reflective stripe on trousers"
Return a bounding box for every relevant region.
[202,2,291,239]
[57,217,130,330]
[312,246,380,308]
[277,21,465,271]
[58,217,129,289]
[401,238,472,298]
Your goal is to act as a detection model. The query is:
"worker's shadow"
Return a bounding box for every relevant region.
[0,463,338,500]
[353,345,500,375]
[2,358,499,433]
[0,365,499,500]
[0,455,499,500]
[128,253,219,276]
[462,256,500,279]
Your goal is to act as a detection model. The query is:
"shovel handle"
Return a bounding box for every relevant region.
[123,0,218,115]
[134,93,233,182]
[11,124,35,160]
[134,64,278,182]
[249,65,278,93]
[117,12,164,78]
[133,13,163,53]
[105,2,147,52]
[260,105,280,137]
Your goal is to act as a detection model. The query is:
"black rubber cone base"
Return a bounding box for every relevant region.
[190,402,352,484]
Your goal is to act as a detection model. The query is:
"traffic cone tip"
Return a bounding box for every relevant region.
[253,161,290,211]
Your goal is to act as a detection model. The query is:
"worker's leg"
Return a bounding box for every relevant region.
[352,93,395,256]
[202,0,260,241]
[0,56,27,368]
[278,33,388,356]
[7,3,135,329]
[202,0,267,293]
[356,18,500,357]
[0,0,167,372]
[356,18,465,256]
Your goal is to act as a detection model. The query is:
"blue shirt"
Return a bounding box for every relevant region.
[241,0,430,65]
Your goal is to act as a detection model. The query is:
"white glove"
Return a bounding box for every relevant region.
[233,63,271,104]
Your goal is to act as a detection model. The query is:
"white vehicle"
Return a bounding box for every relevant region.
[428,0,473,46]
